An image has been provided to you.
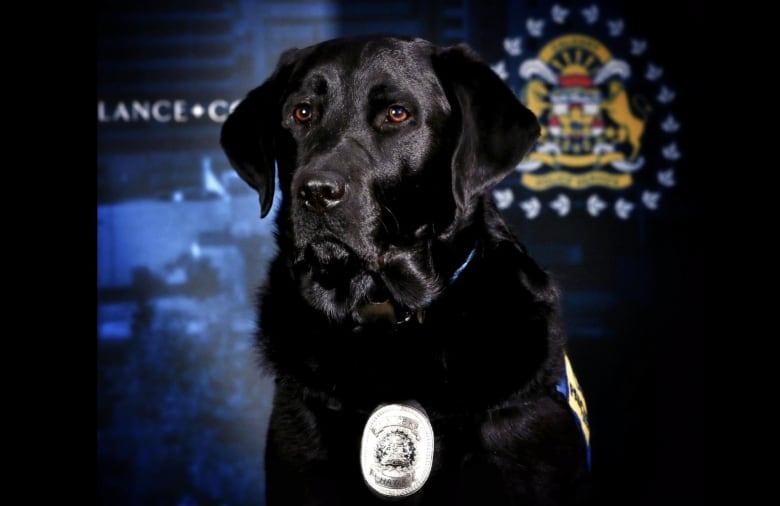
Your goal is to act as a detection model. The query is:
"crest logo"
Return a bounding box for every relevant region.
[491,3,680,219]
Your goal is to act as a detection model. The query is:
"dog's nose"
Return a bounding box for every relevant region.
[299,174,347,212]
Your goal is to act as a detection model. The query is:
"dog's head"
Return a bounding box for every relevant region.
[221,36,539,323]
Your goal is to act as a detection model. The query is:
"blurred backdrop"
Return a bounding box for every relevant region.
[97,1,705,504]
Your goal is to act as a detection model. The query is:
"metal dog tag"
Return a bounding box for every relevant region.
[360,403,434,498]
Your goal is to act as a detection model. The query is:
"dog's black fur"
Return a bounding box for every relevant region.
[221,35,589,505]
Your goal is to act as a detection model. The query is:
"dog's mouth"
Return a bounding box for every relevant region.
[294,237,437,325]
[299,238,376,288]
[304,240,355,283]
[293,238,387,318]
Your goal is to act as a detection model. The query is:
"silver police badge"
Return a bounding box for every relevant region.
[360,403,434,498]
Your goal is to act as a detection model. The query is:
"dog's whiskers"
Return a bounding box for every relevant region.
[380,204,400,235]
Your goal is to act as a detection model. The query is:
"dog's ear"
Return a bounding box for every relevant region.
[433,44,540,227]
[220,49,299,218]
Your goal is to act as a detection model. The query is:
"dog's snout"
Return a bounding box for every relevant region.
[299,173,347,212]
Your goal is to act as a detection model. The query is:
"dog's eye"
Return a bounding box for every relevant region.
[293,103,313,123]
[386,105,409,123]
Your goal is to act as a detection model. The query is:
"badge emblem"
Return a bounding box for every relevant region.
[360,403,434,498]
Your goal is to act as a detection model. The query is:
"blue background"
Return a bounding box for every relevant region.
[97,1,706,504]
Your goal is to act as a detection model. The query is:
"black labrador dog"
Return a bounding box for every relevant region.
[221,35,590,505]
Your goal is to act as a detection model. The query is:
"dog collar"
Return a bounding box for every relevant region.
[352,300,424,326]
[448,245,477,284]
[556,353,592,470]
